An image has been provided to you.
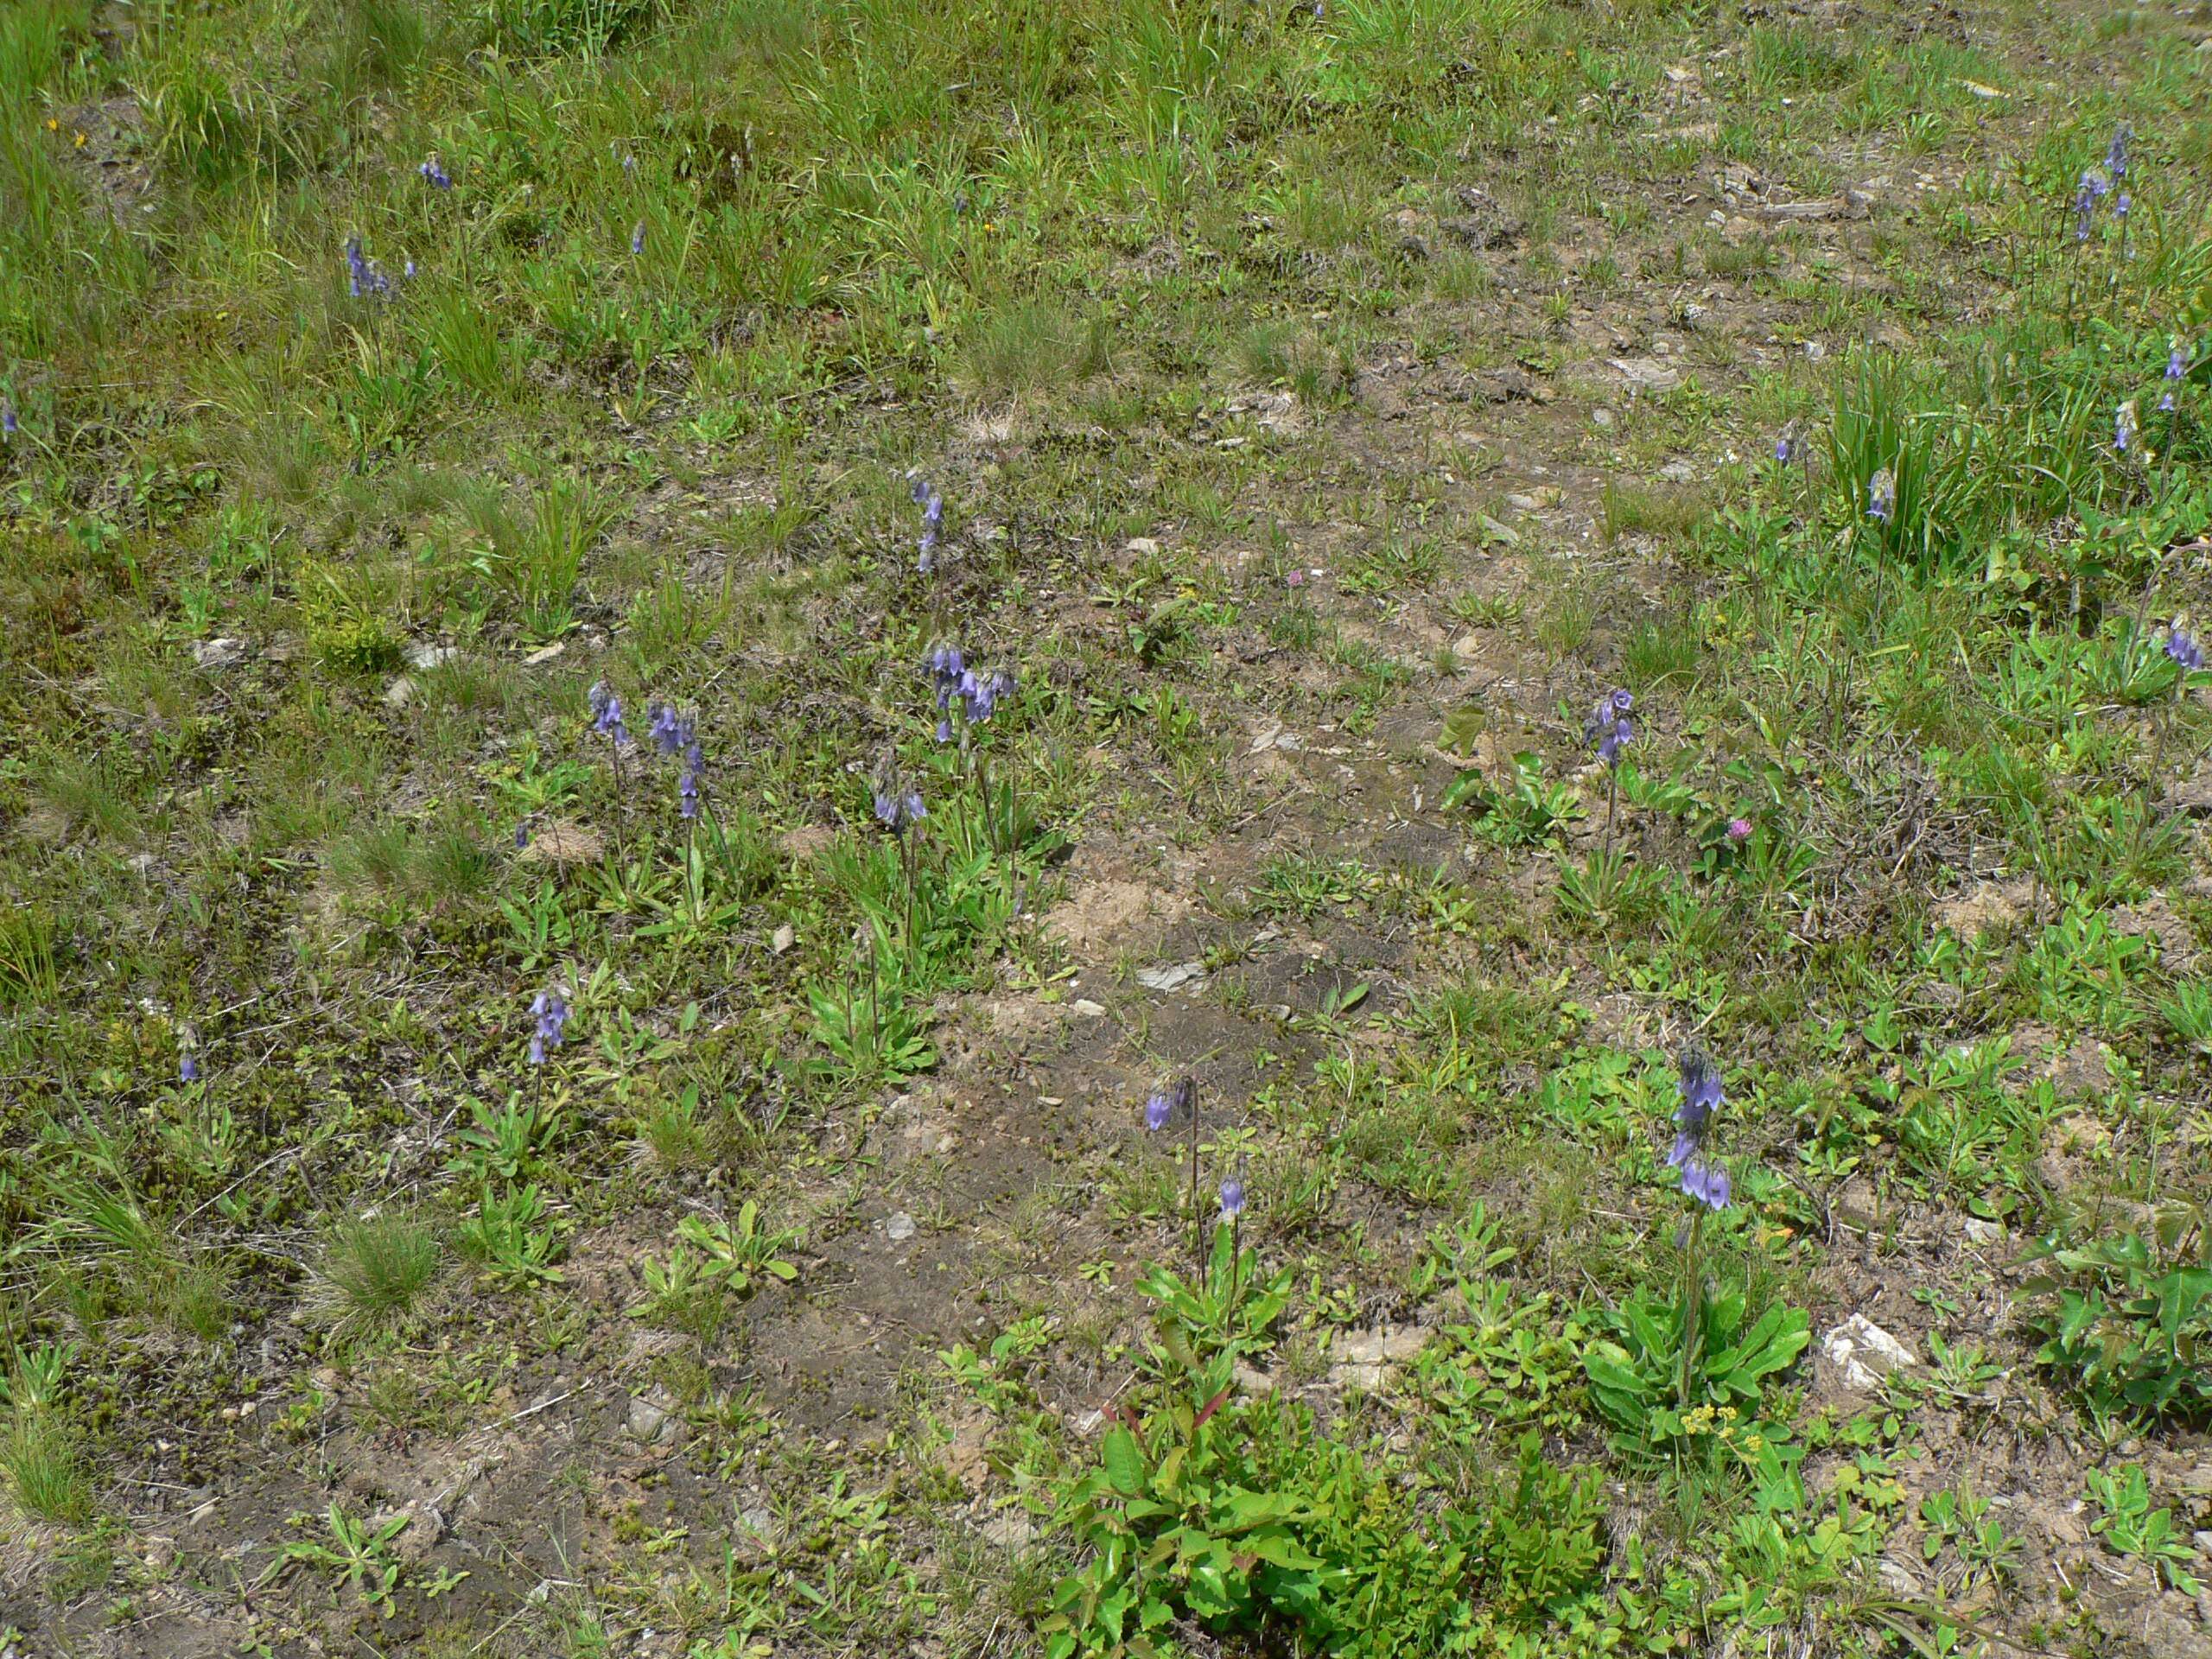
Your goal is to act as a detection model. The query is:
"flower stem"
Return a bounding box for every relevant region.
[1677,1205,1706,1419]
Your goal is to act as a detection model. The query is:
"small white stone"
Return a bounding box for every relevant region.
[1820,1315,1917,1391]
[771,925,795,955]
[885,1211,917,1243]
[192,637,246,670]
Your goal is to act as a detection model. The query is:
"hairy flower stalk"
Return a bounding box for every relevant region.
[1669,1044,1730,1414]
[912,476,944,575]
[2139,622,2201,859]
[873,754,927,944]
[1220,1170,1246,1306]
[1586,688,1633,858]
[926,644,1021,908]
[589,682,631,857]
[1146,1077,1203,1274]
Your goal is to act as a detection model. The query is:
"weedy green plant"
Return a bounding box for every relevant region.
[636,1202,799,1339]
[2084,1464,2201,1593]
[1441,753,1580,848]
[277,1503,413,1617]
[1041,1224,1607,1658]
[2020,1224,2209,1427]
[1582,1288,1808,1452]
[455,1185,567,1287]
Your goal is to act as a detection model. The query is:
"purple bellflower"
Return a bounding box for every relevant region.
[1866,467,1896,524]
[1586,688,1633,767]
[1666,1046,1730,1211]
[2166,622,2203,674]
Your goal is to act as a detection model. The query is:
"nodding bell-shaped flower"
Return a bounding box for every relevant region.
[1218,1177,1246,1220]
[2165,622,2203,674]
[1866,467,1896,524]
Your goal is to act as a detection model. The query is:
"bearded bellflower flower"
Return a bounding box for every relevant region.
[344,236,391,299]
[1667,1046,1731,1211]
[871,762,925,836]
[588,683,629,744]
[1218,1177,1246,1219]
[1866,467,1896,524]
[2113,192,2131,222]
[1,400,16,439]
[419,156,453,190]
[1586,688,1633,767]
[2167,622,2204,674]
[180,1053,200,1084]
[631,219,646,257]
[649,702,692,757]
[1774,427,1796,467]
[2107,123,2132,181]
[2116,399,2139,454]
[912,476,944,574]
[2075,168,2109,241]
[1144,1088,1173,1132]
[528,988,570,1066]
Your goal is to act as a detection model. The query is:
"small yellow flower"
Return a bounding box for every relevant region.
[46,118,60,131]
[73,130,86,148]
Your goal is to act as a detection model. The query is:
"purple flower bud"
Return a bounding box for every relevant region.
[1726,817,1752,842]
[2168,344,2190,381]
[2116,400,2139,454]
[2113,192,2130,220]
[1774,433,1793,466]
[1,401,16,438]
[631,219,646,257]
[1218,1178,1245,1219]
[2107,123,2131,180]
[2161,391,2177,413]
[516,821,531,850]
[180,1054,199,1084]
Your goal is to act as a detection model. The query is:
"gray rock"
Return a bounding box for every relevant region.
[982,1512,1037,1551]
[192,637,246,670]
[885,1211,917,1243]
[1135,962,1205,993]
[627,1388,679,1445]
